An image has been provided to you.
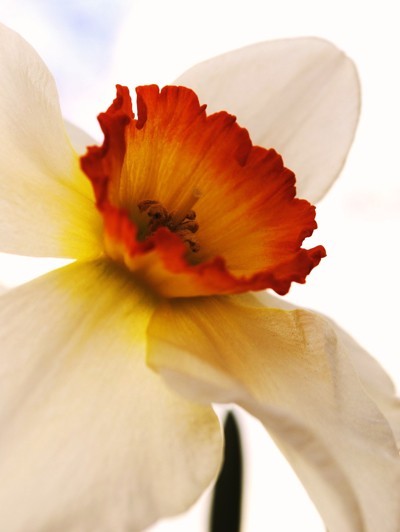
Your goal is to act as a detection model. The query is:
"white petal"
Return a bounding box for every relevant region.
[338,326,400,449]
[64,121,97,155]
[255,290,400,450]
[0,24,102,259]
[0,261,222,532]
[148,295,400,532]
[175,38,360,203]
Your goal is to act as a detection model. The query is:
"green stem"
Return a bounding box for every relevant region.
[209,411,243,532]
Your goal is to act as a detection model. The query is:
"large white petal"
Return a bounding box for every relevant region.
[255,290,400,450]
[0,260,222,532]
[337,325,400,450]
[175,38,360,203]
[0,24,102,259]
[147,294,400,532]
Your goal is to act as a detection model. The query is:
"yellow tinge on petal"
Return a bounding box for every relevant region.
[0,260,223,532]
[147,294,400,532]
[0,24,103,260]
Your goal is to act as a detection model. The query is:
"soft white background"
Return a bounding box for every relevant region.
[1,0,399,530]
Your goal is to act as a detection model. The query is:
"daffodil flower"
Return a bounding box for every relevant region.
[0,23,399,532]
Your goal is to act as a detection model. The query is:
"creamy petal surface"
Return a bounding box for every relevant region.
[0,261,222,532]
[0,24,102,259]
[338,327,400,450]
[147,294,400,532]
[255,290,400,451]
[176,38,360,203]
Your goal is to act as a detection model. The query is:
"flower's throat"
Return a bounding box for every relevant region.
[138,200,200,253]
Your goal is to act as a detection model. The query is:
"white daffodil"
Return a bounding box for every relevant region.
[0,23,399,532]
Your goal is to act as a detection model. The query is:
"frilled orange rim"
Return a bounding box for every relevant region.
[80,84,325,298]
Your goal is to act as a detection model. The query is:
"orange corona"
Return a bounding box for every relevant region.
[81,84,325,298]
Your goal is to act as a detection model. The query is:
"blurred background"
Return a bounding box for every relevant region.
[1,0,399,530]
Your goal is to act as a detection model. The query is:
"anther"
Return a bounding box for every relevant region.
[138,199,200,252]
[138,200,159,212]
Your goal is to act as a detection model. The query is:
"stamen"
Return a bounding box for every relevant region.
[173,187,203,224]
[138,199,200,252]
